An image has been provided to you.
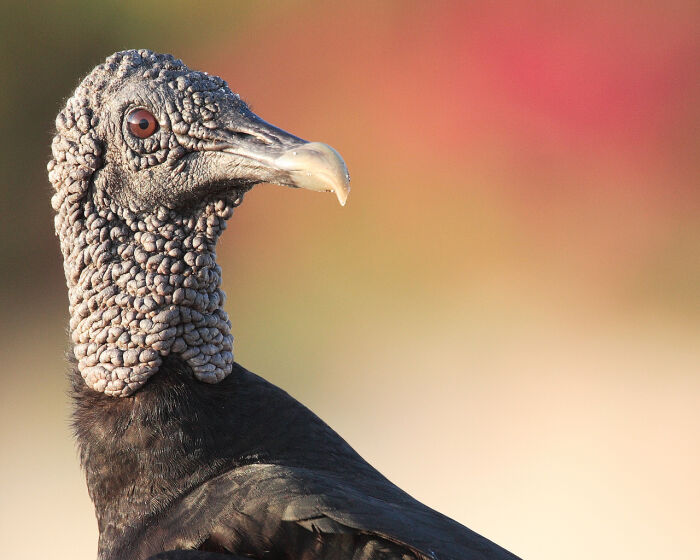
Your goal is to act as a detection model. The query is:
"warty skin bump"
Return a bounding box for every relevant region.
[49,49,350,397]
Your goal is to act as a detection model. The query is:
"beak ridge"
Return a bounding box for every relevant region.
[214,110,350,206]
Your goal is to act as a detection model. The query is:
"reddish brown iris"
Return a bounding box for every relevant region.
[127,108,158,138]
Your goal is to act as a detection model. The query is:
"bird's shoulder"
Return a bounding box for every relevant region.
[133,460,517,560]
[80,359,518,560]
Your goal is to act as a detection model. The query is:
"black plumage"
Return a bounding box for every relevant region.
[73,356,518,560]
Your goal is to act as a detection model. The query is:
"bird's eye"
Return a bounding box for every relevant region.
[127,108,158,139]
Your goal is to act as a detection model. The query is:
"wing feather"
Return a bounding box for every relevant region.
[133,464,519,560]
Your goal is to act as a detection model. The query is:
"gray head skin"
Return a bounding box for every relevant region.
[49,49,349,397]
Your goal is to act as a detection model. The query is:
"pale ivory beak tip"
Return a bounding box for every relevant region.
[275,142,350,206]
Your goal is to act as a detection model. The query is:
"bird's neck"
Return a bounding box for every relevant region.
[70,355,238,555]
[59,194,237,396]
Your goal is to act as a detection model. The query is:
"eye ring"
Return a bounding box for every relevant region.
[126,108,158,139]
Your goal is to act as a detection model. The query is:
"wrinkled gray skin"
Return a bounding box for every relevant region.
[49,49,346,396]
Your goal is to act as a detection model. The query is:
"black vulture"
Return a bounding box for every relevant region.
[49,50,521,560]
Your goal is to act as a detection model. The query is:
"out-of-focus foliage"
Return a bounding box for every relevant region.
[0,2,698,560]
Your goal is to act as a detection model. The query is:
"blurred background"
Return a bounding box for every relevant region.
[0,1,698,558]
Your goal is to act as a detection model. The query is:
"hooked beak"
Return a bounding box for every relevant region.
[209,109,350,206]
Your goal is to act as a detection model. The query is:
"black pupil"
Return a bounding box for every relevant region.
[138,118,149,130]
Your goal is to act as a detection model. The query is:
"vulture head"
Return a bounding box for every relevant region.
[49,49,349,397]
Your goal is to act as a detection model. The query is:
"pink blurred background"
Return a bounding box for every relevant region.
[0,2,698,558]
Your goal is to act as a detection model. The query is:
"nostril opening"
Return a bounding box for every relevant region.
[229,130,272,146]
[231,131,255,141]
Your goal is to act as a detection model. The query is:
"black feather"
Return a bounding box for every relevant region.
[72,355,519,559]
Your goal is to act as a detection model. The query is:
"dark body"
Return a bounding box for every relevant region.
[73,355,520,560]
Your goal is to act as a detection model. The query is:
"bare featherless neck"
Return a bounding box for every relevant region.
[49,49,349,397]
[57,192,238,396]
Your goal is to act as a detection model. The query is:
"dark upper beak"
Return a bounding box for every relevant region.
[206,107,350,206]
